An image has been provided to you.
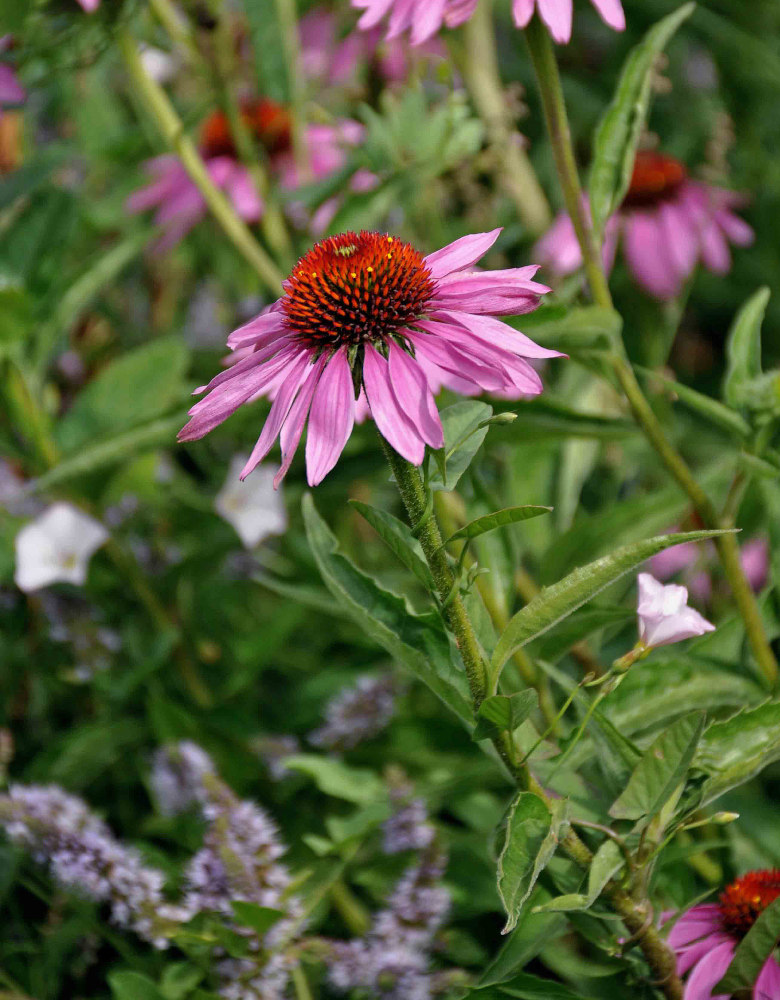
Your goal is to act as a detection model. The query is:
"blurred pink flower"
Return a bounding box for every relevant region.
[512,0,625,43]
[668,871,780,1000]
[301,7,444,84]
[650,530,770,600]
[179,228,558,486]
[127,101,362,250]
[0,37,24,118]
[636,573,714,649]
[352,0,478,45]
[535,150,753,300]
[76,0,100,10]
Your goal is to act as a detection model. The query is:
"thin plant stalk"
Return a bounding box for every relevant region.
[383,442,683,999]
[523,16,778,686]
[274,0,312,183]
[117,30,284,294]
[458,0,551,235]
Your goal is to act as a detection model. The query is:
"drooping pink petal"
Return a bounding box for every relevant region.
[424,229,503,280]
[305,349,355,486]
[363,346,426,464]
[512,0,537,28]
[410,0,447,44]
[0,64,25,105]
[537,0,574,44]
[387,341,443,449]
[754,955,780,1000]
[431,310,563,359]
[667,905,724,949]
[590,0,626,31]
[623,212,683,300]
[410,327,513,393]
[274,357,328,487]
[683,941,734,1000]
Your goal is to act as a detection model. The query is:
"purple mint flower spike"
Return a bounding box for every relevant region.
[310,674,397,751]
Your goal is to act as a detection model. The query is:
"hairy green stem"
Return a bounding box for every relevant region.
[117,30,284,293]
[385,444,683,998]
[524,15,777,686]
[459,0,551,235]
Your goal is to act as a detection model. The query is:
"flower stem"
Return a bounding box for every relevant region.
[458,0,551,235]
[273,0,312,183]
[524,15,778,686]
[524,17,611,307]
[117,30,284,294]
[383,442,683,999]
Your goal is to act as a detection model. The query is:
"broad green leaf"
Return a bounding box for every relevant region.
[478,887,567,987]
[429,401,493,491]
[518,305,622,353]
[302,495,472,722]
[159,963,204,1000]
[695,701,780,805]
[491,530,729,677]
[715,896,780,993]
[589,3,695,237]
[610,712,705,821]
[469,971,592,999]
[349,500,434,589]
[635,365,752,439]
[253,572,341,616]
[230,902,285,935]
[109,971,166,1000]
[283,754,384,804]
[493,397,635,442]
[473,691,538,742]
[723,287,770,408]
[497,793,554,934]
[56,337,189,453]
[29,412,187,493]
[534,840,623,913]
[242,0,289,102]
[444,506,552,546]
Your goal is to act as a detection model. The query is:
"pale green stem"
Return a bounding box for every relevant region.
[524,15,778,687]
[329,879,371,936]
[383,444,683,999]
[458,0,551,235]
[117,30,284,293]
[147,0,201,64]
[291,965,314,1000]
[274,0,311,183]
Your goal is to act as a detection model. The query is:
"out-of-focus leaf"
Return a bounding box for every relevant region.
[469,971,591,999]
[519,305,622,352]
[473,691,538,742]
[230,902,284,935]
[497,793,556,934]
[635,365,752,439]
[242,0,289,102]
[0,149,64,211]
[444,506,552,546]
[493,397,635,442]
[349,500,434,589]
[56,337,189,452]
[532,605,633,663]
[0,281,32,346]
[695,701,780,805]
[491,530,729,677]
[429,401,493,492]
[283,754,384,804]
[715,896,780,993]
[109,971,166,1000]
[253,573,341,616]
[478,887,567,987]
[159,963,204,1000]
[29,412,187,492]
[589,3,696,237]
[723,287,770,408]
[610,712,705,821]
[534,839,622,913]
[302,494,472,722]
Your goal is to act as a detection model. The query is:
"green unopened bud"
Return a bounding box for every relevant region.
[712,812,740,825]
[478,412,517,428]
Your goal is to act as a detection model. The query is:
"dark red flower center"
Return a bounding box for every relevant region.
[622,150,687,209]
[281,231,436,351]
[200,99,292,160]
[719,870,780,938]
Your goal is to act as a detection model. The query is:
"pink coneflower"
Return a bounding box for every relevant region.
[179,228,558,486]
[127,100,362,250]
[351,0,479,45]
[668,870,780,999]
[536,150,754,300]
[512,0,625,43]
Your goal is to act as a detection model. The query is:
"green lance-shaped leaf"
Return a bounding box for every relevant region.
[302,494,472,722]
[634,365,752,440]
[609,712,705,821]
[28,412,188,493]
[588,3,696,238]
[349,500,434,589]
[533,839,623,913]
[497,793,564,934]
[108,971,166,1000]
[473,691,539,742]
[695,701,780,805]
[478,887,568,987]
[444,506,552,546]
[723,287,770,408]
[466,972,592,999]
[242,0,290,103]
[230,902,285,936]
[715,896,780,994]
[491,529,729,678]
[429,401,493,491]
[283,754,384,804]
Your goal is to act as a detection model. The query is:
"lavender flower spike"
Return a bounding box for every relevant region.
[310,673,396,751]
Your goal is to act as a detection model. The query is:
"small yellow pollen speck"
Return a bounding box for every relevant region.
[754,896,762,904]
[386,253,393,259]
[387,236,393,242]
[367,266,373,272]
[311,271,318,277]
[350,272,357,278]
